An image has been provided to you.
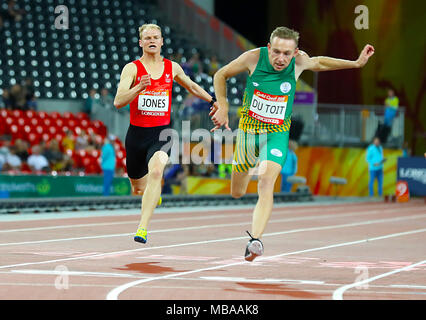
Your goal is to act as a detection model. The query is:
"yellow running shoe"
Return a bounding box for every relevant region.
[158,196,162,206]
[134,227,147,243]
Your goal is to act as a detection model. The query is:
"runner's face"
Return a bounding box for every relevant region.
[139,28,163,54]
[267,37,298,71]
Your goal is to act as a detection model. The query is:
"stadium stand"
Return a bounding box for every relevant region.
[0,0,244,105]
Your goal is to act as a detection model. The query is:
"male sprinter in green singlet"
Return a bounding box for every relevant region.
[210,27,374,261]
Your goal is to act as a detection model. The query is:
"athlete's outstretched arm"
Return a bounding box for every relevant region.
[172,62,224,128]
[113,63,151,109]
[296,44,375,77]
[210,49,259,131]
[172,62,214,103]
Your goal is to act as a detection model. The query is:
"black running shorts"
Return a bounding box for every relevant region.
[125,124,172,179]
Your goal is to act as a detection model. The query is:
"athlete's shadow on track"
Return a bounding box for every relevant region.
[114,262,188,274]
[225,282,322,299]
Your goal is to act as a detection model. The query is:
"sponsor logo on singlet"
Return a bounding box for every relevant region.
[270,148,283,157]
[248,89,288,125]
[138,90,169,116]
[280,82,291,94]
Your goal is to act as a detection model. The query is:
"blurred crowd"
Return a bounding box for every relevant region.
[0,78,37,111]
[83,87,116,117]
[0,128,110,174]
[170,52,221,79]
[0,0,26,30]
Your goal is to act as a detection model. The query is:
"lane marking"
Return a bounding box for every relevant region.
[106,228,426,299]
[10,269,148,279]
[6,269,425,291]
[199,276,324,285]
[1,209,424,247]
[0,214,425,270]
[332,259,426,300]
[0,200,387,222]
[0,201,404,233]
[390,285,426,289]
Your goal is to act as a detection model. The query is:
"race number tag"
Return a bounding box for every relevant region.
[138,90,169,116]
[248,89,287,125]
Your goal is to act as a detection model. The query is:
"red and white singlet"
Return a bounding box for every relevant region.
[129,58,173,127]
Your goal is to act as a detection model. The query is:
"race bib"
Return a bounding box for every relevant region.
[138,90,169,116]
[248,89,287,125]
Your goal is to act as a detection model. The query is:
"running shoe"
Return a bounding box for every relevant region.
[134,227,148,244]
[158,196,162,206]
[244,231,264,262]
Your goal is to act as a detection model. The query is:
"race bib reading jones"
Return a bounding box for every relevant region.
[138,90,169,116]
[248,89,287,125]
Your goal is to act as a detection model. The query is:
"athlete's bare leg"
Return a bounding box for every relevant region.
[230,170,252,199]
[138,151,169,229]
[129,176,148,196]
[251,160,282,239]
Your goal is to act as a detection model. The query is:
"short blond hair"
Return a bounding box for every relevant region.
[139,23,162,40]
[270,26,299,46]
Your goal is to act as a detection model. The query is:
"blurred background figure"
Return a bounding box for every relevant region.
[22,78,37,110]
[366,137,385,197]
[75,130,89,151]
[218,162,232,179]
[1,0,26,27]
[4,145,21,171]
[384,88,399,128]
[101,135,116,196]
[163,161,189,195]
[84,89,98,118]
[14,139,29,163]
[10,84,26,110]
[61,129,75,153]
[27,145,50,173]
[402,141,411,157]
[188,52,203,77]
[280,140,298,192]
[42,139,65,172]
[100,88,114,110]
[0,139,9,171]
[0,88,12,109]
[208,55,221,77]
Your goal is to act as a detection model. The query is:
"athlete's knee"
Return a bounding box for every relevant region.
[257,174,276,192]
[148,165,164,180]
[131,185,146,196]
[231,188,246,199]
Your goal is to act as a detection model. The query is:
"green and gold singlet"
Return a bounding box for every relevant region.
[239,46,296,134]
[233,47,296,172]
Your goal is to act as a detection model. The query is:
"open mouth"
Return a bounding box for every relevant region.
[148,44,157,49]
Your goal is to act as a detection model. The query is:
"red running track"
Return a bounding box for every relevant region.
[0,199,425,300]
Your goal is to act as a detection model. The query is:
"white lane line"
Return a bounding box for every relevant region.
[332,259,426,300]
[0,214,425,270]
[0,200,385,222]
[10,269,147,279]
[7,269,322,285]
[390,285,426,289]
[7,269,425,291]
[0,209,424,247]
[199,276,324,285]
[106,228,426,300]
[0,201,397,233]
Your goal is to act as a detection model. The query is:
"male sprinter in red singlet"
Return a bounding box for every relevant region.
[114,24,218,243]
[210,26,374,261]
